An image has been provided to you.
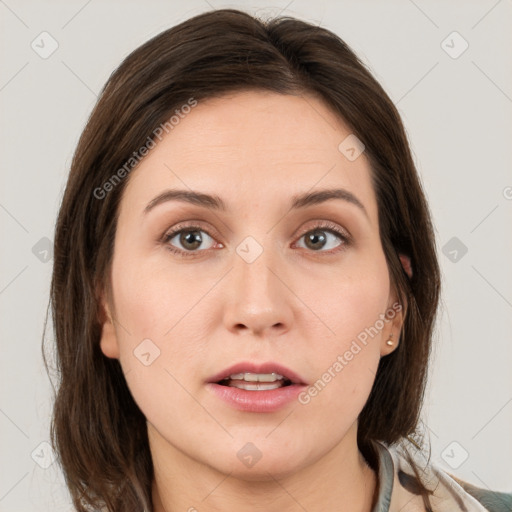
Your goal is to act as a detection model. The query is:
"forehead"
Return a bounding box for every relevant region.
[121,90,378,220]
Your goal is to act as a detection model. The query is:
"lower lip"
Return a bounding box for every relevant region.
[206,382,307,413]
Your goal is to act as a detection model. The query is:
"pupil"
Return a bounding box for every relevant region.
[181,231,201,249]
[307,231,326,250]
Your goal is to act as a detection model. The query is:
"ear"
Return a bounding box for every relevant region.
[97,286,120,359]
[380,278,408,357]
[399,253,413,279]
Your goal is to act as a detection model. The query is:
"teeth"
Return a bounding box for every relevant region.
[228,381,284,391]
[228,372,284,382]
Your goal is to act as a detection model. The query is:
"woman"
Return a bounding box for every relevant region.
[45,8,511,512]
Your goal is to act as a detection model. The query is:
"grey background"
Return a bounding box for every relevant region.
[1,0,511,510]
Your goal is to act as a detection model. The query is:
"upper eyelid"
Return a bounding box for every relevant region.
[163,221,220,241]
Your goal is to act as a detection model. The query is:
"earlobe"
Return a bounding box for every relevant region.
[380,331,400,357]
[380,298,406,357]
[97,289,120,359]
[384,331,398,350]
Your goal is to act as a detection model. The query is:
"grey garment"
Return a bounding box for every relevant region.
[370,440,512,512]
[449,477,512,512]
[371,441,394,512]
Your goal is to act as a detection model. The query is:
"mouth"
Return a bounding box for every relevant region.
[207,361,307,391]
[217,372,292,391]
[206,362,308,413]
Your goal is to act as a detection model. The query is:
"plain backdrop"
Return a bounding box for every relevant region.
[1,0,511,510]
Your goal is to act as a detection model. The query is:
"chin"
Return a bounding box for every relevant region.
[199,438,310,481]
[222,457,306,482]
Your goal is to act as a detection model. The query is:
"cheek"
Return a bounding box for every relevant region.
[110,257,216,429]
[111,249,209,340]
[109,251,220,396]
[296,259,389,410]
[303,253,391,346]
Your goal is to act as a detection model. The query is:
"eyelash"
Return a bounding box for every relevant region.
[161,221,351,258]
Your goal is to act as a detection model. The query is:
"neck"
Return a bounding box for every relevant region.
[150,422,378,512]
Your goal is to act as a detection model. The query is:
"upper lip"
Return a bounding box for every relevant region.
[207,361,307,385]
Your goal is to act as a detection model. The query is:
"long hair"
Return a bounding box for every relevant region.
[44,8,441,511]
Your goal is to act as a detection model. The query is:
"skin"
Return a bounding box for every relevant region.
[98,90,407,512]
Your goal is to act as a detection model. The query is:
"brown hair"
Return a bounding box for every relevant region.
[44,8,441,511]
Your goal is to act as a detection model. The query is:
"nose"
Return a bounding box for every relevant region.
[222,248,294,338]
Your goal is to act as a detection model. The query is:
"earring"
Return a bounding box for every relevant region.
[386,334,394,346]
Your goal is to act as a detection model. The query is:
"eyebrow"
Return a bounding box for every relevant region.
[143,187,368,218]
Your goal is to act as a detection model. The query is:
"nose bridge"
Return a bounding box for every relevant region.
[234,236,280,304]
[224,234,292,335]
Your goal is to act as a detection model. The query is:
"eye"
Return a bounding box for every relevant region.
[294,222,350,253]
[163,225,220,256]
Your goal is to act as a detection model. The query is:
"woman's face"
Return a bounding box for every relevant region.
[99,90,403,479]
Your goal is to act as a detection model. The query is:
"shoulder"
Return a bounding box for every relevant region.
[447,474,512,512]
[376,440,512,512]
